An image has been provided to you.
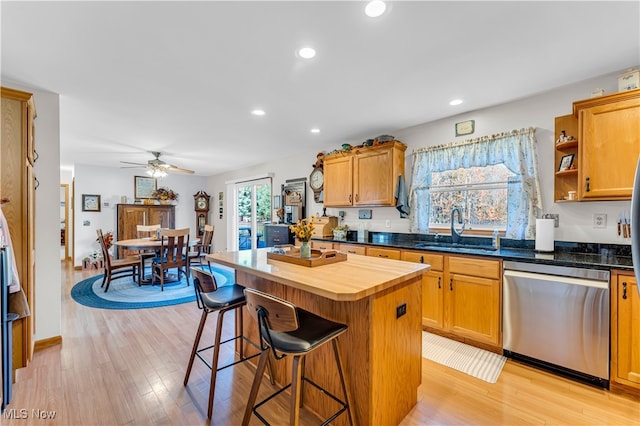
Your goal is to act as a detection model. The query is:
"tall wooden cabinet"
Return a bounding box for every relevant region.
[323,141,406,207]
[1,87,37,375]
[611,270,640,393]
[116,204,175,257]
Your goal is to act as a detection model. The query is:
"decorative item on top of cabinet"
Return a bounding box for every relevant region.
[554,114,579,202]
[610,270,640,394]
[573,89,640,200]
[323,140,406,207]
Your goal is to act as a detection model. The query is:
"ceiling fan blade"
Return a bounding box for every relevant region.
[120,166,144,169]
[167,165,195,174]
[120,161,146,166]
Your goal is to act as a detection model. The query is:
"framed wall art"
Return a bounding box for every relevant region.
[558,154,574,172]
[134,176,157,199]
[82,194,101,212]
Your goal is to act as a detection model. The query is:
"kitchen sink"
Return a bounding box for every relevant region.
[414,242,498,252]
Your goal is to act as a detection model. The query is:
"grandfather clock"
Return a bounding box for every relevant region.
[193,191,210,237]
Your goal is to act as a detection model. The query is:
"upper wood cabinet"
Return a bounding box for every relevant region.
[575,89,640,200]
[323,141,406,207]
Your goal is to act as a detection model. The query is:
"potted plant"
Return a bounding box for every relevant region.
[289,216,316,258]
[332,224,349,241]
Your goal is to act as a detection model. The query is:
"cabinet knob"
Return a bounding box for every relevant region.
[449,278,453,291]
[622,281,628,300]
[349,194,352,203]
[419,256,424,263]
[437,277,441,289]
[585,177,590,192]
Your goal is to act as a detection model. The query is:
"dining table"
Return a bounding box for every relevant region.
[114,236,199,283]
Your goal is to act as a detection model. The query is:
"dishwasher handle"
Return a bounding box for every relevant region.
[503,269,609,290]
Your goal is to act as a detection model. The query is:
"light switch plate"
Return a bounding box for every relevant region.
[358,209,372,219]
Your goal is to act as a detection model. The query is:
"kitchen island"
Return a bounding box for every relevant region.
[207,248,429,426]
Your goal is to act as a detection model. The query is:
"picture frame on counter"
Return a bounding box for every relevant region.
[558,154,574,172]
[82,194,101,212]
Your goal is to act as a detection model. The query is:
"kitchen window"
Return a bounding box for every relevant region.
[409,127,542,239]
[429,164,515,230]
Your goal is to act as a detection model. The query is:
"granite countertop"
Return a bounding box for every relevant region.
[313,231,633,271]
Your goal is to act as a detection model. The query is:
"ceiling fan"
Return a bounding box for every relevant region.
[120,151,195,177]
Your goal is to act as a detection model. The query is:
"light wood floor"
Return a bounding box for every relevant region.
[4,261,640,425]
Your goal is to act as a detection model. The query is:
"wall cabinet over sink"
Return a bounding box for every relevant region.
[554,89,640,202]
[323,140,406,207]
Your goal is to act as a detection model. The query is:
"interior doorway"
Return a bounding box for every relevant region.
[60,184,70,260]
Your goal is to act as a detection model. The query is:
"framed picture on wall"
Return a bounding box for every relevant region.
[134,176,156,199]
[82,194,101,212]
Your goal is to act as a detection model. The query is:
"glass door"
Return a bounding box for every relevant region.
[234,178,271,251]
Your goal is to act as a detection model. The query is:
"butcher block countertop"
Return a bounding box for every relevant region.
[207,248,429,301]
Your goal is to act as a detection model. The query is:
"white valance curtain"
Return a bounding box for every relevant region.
[409,127,542,239]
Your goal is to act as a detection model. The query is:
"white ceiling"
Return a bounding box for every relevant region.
[2,1,639,176]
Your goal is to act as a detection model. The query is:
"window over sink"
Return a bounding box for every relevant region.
[429,164,515,230]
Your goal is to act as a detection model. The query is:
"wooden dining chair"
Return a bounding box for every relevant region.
[136,224,161,283]
[188,224,214,273]
[151,228,190,291]
[96,229,140,292]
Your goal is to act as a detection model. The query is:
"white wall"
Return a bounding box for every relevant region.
[207,67,637,249]
[2,80,62,341]
[73,165,208,266]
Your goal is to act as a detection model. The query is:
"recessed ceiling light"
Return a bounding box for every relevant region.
[449,99,463,106]
[251,109,265,116]
[310,128,320,134]
[298,47,316,59]
[365,0,386,18]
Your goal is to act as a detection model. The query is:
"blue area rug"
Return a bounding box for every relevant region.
[71,265,236,310]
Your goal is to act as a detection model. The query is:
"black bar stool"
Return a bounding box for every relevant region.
[184,267,274,419]
[242,288,354,426]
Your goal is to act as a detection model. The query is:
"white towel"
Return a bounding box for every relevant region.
[395,175,410,218]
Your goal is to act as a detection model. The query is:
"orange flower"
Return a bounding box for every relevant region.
[288,216,315,242]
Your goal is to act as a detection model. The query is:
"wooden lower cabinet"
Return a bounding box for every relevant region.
[337,243,366,255]
[402,250,502,349]
[367,246,401,260]
[611,271,640,392]
[402,251,444,329]
[116,204,175,257]
[310,240,334,250]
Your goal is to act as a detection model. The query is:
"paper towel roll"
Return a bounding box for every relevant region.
[535,219,555,252]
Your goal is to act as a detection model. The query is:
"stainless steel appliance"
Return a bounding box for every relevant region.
[503,261,610,387]
[631,156,640,295]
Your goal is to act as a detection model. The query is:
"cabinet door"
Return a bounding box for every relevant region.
[323,155,353,206]
[422,271,444,329]
[354,148,393,205]
[616,275,640,387]
[338,243,366,255]
[446,273,501,346]
[148,206,175,229]
[579,96,640,199]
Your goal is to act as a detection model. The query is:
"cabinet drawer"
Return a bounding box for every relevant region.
[366,246,401,260]
[401,250,443,271]
[311,241,334,250]
[338,244,366,255]
[448,256,501,279]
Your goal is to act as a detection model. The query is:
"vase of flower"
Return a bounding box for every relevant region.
[289,217,315,259]
[300,241,311,258]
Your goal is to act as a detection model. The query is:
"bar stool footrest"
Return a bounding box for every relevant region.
[195,334,263,372]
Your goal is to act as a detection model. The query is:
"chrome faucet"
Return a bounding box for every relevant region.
[451,208,465,244]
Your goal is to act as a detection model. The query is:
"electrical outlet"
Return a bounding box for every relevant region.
[385,219,391,228]
[396,302,407,319]
[593,213,607,228]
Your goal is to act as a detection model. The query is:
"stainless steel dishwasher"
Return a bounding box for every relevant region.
[503,261,610,387]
